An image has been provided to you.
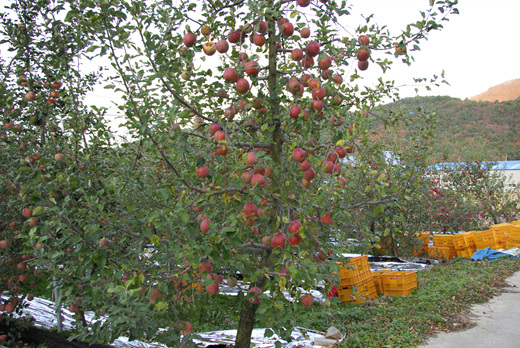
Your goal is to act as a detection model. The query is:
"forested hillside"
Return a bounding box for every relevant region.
[378,96,520,162]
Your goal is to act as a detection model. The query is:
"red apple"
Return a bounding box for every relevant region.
[0,240,9,249]
[199,261,213,274]
[298,160,311,171]
[254,165,265,175]
[256,20,268,34]
[323,161,334,174]
[26,92,36,100]
[216,145,228,156]
[358,60,369,71]
[336,177,347,188]
[245,61,259,77]
[333,74,343,84]
[252,33,265,46]
[358,34,370,46]
[300,28,311,38]
[243,202,258,217]
[246,151,257,165]
[22,208,33,218]
[54,153,65,161]
[311,99,323,111]
[312,87,325,100]
[214,130,226,142]
[216,39,229,53]
[318,56,332,70]
[209,123,220,135]
[303,168,315,181]
[236,78,250,94]
[292,148,307,162]
[223,68,239,83]
[335,146,347,158]
[300,73,312,86]
[306,41,320,57]
[183,32,197,47]
[281,22,294,36]
[205,279,219,295]
[251,174,266,188]
[99,238,110,248]
[242,171,254,183]
[301,294,314,307]
[357,49,370,61]
[196,165,209,178]
[308,78,320,89]
[289,105,301,119]
[297,0,311,6]
[291,48,304,61]
[289,233,302,246]
[271,232,287,249]
[288,220,302,234]
[327,152,338,163]
[200,219,213,233]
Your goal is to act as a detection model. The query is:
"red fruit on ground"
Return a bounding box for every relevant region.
[301,294,314,307]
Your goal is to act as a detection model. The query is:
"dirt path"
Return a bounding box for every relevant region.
[418,270,520,348]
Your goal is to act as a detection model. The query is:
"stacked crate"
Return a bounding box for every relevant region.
[473,230,500,250]
[452,232,476,258]
[372,270,391,295]
[489,223,511,249]
[337,256,377,303]
[428,234,457,260]
[507,225,520,248]
[378,271,417,296]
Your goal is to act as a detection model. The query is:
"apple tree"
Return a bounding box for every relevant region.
[1,0,459,346]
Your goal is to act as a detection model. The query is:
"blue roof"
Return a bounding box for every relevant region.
[430,161,520,171]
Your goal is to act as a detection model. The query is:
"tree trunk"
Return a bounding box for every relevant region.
[234,297,261,348]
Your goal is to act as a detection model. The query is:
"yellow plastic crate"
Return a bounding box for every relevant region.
[338,277,377,303]
[372,270,392,295]
[338,255,371,286]
[428,246,448,260]
[433,234,454,248]
[380,271,417,297]
[452,232,471,250]
[510,221,520,226]
[509,226,520,241]
[505,240,520,249]
[474,230,499,250]
[456,248,474,258]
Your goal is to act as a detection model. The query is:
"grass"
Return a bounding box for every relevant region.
[14,257,520,347]
[171,257,520,347]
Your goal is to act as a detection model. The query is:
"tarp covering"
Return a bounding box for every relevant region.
[471,247,520,261]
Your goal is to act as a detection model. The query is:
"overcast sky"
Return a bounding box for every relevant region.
[74,0,520,119]
[348,0,520,99]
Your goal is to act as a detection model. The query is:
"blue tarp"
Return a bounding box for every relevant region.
[471,247,519,261]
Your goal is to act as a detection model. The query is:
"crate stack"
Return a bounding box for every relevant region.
[489,223,510,249]
[337,256,377,303]
[377,271,417,296]
[506,225,520,248]
[428,234,457,260]
[473,230,500,250]
[452,232,476,258]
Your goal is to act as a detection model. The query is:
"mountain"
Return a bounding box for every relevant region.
[379,95,520,162]
[469,79,520,102]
